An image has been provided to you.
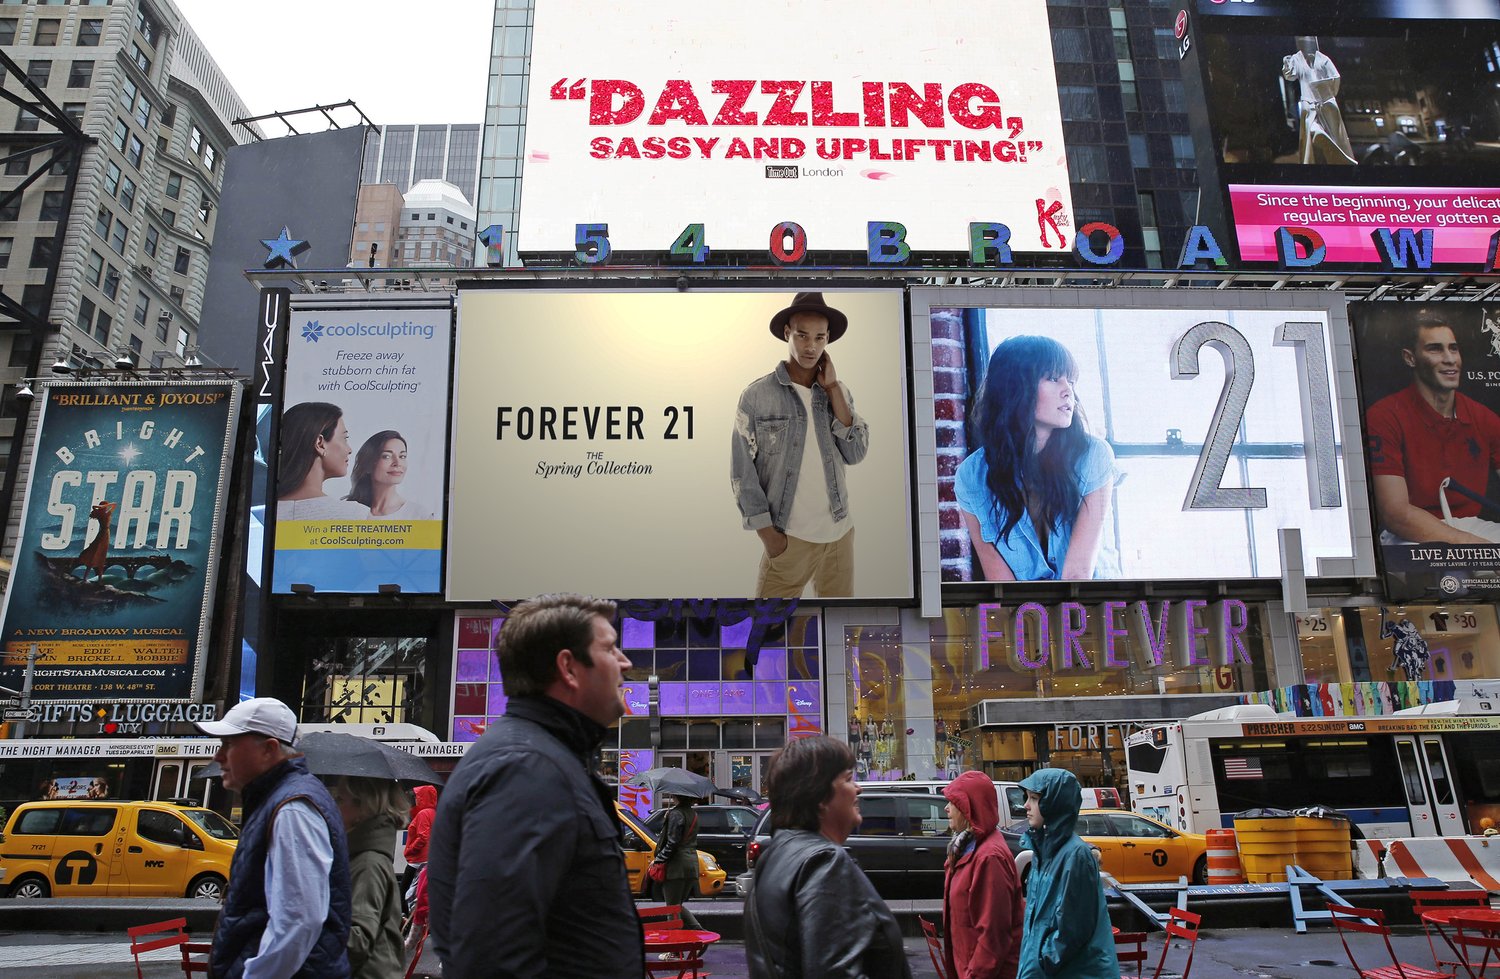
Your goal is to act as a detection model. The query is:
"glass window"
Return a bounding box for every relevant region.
[14,809,63,835]
[40,190,66,222]
[111,118,129,151]
[188,126,202,155]
[34,19,60,46]
[0,238,17,269]
[67,60,92,88]
[133,291,149,326]
[86,250,104,286]
[76,295,96,332]
[26,60,50,87]
[29,237,55,268]
[60,808,117,835]
[109,219,127,254]
[103,264,120,300]
[128,334,142,355]
[4,151,28,176]
[127,135,143,169]
[95,205,112,238]
[133,95,151,129]
[131,44,149,73]
[173,246,189,275]
[855,796,900,836]
[62,102,84,126]
[180,809,238,841]
[78,18,103,46]
[119,77,137,113]
[165,171,181,199]
[94,309,112,345]
[104,161,121,197]
[161,208,175,227]
[0,20,14,47]
[119,176,136,213]
[15,109,38,132]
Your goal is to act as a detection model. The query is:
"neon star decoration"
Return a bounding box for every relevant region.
[261,227,311,269]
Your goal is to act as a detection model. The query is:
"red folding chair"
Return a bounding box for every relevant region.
[918,916,949,979]
[126,917,209,978]
[1452,911,1500,979]
[1116,931,1150,979]
[1413,890,1493,974]
[638,904,686,929]
[1146,908,1202,979]
[1329,904,1455,979]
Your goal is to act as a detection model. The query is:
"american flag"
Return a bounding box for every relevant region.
[1223,757,1263,780]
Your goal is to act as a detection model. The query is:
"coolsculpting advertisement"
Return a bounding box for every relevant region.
[272,306,452,594]
[448,287,913,601]
[0,382,238,701]
[518,0,1073,255]
[1351,303,1500,601]
[931,302,1359,583]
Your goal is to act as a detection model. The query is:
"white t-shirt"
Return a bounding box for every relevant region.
[276,497,371,520]
[782,382,852,543]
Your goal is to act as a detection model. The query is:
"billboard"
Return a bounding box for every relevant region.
[0,382,238,701]
[517,0,1073,256]
[271,306,452,594]
[931,301,1358,583]
[1350,303,1500,600]
[449,287,913,601]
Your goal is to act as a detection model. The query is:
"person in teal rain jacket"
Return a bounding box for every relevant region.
[1016,768,1118,979]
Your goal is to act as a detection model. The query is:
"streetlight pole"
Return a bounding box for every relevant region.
[0,643,40,737]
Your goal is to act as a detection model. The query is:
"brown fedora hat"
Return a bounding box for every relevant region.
[768,292,848,343]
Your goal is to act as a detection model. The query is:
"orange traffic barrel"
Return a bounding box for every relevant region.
[1205,828,1245,884]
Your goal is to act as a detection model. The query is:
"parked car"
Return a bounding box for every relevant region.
[0,800,238,899]
[615,802,727,899]
[1006,808,1208,884]
[644,804,759,877]
[859,778,1120,821]
[745,791,1026,900]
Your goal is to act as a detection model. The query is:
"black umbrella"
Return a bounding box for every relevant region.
[294,732,442,785]
[624,767,716,800]
[714,786,764,805]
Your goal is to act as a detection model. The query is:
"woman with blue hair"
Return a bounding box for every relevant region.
[956,335,1118,581]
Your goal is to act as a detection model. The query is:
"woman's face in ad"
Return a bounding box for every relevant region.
[1033,373,1075,435]
[373,439,408,487]
[322,417,353,478]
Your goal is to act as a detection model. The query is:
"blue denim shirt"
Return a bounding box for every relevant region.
[731,361,869,532]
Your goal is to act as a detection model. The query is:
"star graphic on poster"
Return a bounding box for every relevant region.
[118,443,140,466]
[261,227,310,269]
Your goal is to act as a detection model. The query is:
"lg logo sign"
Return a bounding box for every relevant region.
[1175,10,1191,58]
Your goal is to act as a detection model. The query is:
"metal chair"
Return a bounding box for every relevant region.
[1329,904,1454,979]
[643,937,708,979]
[126,917,209,978]
[1116,930,1150,979]
[1146,907,1202,979]
[638,904,686,929]
[1452,911,1500,979]
[918,916,949,979]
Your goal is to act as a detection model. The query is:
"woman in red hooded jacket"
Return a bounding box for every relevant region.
[942,770,1024,979]
[403,784,438,903]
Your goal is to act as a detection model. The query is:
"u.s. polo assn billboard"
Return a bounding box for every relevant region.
[518,0,1074,256]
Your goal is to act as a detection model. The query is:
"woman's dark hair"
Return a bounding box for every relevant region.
[345,430,405,507]
[276,402,344,499]
[766,736,855,832]
[971,335,1091,545]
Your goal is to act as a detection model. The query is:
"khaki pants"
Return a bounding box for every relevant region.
[756,530,855,598]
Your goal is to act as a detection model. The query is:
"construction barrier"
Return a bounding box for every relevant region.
[1379,836,1500,890]
[1234,816,1352,883]
[1205,828,1245,884]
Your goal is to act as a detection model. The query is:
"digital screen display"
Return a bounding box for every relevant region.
[930,301,1360,583]
[449,288,913,601]
[518,0,1074,255]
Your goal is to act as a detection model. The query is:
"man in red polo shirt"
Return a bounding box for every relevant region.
[1367,311,1500,544]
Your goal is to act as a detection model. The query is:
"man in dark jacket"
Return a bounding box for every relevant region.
[195,697,352,979]
[428,594,643,979]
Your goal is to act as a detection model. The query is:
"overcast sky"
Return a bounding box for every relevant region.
[173,0,494,132]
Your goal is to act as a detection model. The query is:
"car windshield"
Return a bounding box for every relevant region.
[180,808,239,840]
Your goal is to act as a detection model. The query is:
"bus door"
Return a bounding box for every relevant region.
[150,759,213,806]
[1395,736,1466,836]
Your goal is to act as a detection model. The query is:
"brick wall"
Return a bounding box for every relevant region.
[930,307,972,581]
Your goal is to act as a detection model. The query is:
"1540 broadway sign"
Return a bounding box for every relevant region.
[0,382,239,702]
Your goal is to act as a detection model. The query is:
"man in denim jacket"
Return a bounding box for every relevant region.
[732,292,869,597]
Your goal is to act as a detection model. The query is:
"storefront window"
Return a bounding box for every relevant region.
[299,636,428,725]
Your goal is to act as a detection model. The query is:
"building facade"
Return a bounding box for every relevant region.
[359,124,481,206]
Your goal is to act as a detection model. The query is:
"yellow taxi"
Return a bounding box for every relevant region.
[0,800,238,899]
[1076,808,1209,884]
[615,802,726,898]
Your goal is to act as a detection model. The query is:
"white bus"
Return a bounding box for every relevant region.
[1125,703,1500,839]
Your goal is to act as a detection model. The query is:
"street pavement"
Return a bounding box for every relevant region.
[0,923,1447,978]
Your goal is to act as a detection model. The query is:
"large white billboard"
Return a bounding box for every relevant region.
[518,0,1074,255]
[449,288,913,601]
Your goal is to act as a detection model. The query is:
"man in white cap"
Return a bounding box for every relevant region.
[195,697,352,979]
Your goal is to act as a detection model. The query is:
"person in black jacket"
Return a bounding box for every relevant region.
[427,594,643,979]
[745,736,911,979]
[651,793,703,929]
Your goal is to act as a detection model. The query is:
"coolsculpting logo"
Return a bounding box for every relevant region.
[301,319,436,343]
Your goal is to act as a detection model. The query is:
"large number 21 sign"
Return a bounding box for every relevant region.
[1172,319,1342,512]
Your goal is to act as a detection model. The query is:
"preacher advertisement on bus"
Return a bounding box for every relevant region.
[271,306,453,595]
[1351,302,1500,601]
[0,382,239,702]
